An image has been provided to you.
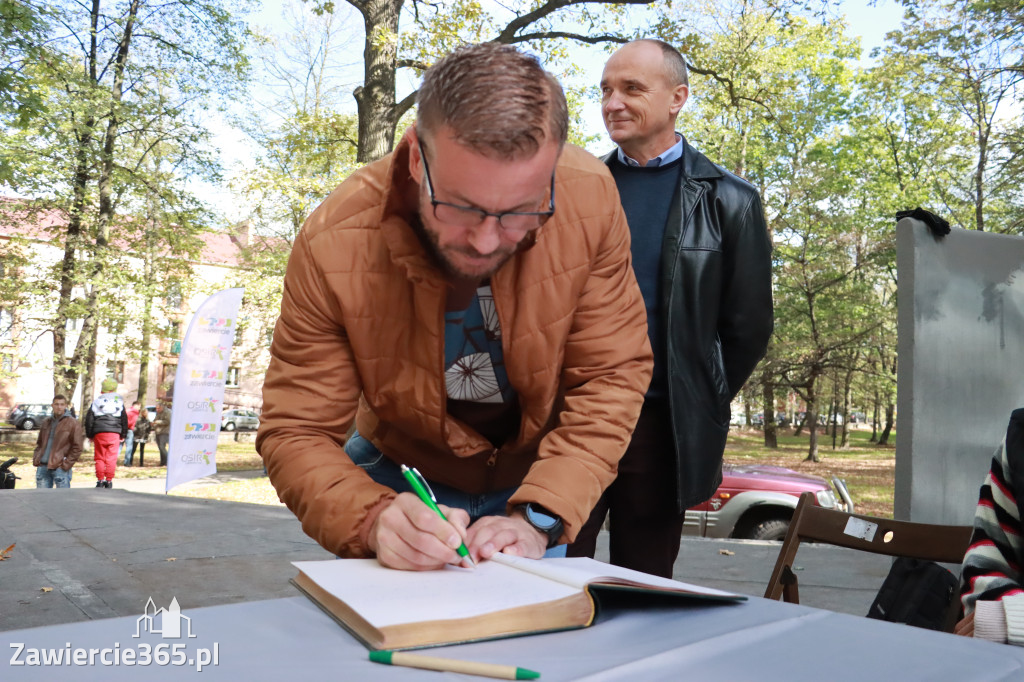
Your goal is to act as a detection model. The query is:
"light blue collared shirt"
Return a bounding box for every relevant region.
[616,133,684,167]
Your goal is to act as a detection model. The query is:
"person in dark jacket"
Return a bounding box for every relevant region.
[567,39,774,577]
[33,394,84,488]
[130,407,151,467]
[152,402,172,467]
[84,378,128,488]
[121,401,140,466]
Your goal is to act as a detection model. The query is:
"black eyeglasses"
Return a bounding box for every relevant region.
[418,141,555,234]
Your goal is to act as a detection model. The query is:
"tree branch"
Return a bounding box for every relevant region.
[395,90,418,121]
[499,31,631,46]
[397,58,430,71]
[494,0,652,44]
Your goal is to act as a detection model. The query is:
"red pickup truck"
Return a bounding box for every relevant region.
[684,463,852,540]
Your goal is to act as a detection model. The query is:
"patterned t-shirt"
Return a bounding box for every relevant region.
[444,285,514,404]
[443,284,520,447]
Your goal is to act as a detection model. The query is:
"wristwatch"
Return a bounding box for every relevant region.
[514,503,564,549]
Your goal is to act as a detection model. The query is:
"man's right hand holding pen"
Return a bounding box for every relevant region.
[364,465,550,571]
[367,495,549,571]
[366,492,476,571]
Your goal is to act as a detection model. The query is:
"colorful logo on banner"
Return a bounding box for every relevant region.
[166,288,244,492]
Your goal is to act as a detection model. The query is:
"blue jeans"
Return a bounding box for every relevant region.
[344,430,566,557]
[36,466,72,488]
[121,430,135,465]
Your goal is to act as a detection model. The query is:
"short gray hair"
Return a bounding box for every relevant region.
[416,43,569,159]
[632,39,689,89]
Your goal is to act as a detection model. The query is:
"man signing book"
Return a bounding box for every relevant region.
[257,43,652,571]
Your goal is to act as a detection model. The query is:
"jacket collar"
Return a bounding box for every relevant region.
[378,134,445,285]
[603,133,724,181]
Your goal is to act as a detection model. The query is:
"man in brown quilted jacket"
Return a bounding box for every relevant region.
[258,43,653,571]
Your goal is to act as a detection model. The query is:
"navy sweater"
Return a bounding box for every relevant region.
[608,157,682,398]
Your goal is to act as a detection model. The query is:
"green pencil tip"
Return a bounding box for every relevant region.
[516,668,541,680]
[368,650,393,664]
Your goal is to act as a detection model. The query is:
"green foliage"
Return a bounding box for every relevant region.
[228,2,361,359]
[889,0,1024,232]
[0,0,251,398]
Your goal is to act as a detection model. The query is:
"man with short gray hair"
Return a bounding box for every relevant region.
[259,43,652,571]
[567,39,774,577]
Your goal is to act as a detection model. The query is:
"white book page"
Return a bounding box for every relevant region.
[489,554,739,597]
[293,559,580,629]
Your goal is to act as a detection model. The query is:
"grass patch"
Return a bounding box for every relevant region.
[174,476,283,506]
[0,437,265,486]
[4,426,898,518]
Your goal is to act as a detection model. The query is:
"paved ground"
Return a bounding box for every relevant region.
[0,482,916,633]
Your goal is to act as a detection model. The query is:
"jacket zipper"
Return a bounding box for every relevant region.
[438,281,448,443]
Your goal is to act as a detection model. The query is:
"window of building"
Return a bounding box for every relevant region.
[160,363,177,397]
[167,321,181,339]
[1,354,12,373]
[226,366,240,388]
[0,308,12,343]
[106,360,125,384]
[165,284,184,311]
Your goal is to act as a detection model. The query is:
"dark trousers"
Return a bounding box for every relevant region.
[156,434,169,466]
[130,439,146,466]
[566,399,685,578]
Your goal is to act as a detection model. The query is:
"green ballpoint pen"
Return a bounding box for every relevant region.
[400,464,475,567]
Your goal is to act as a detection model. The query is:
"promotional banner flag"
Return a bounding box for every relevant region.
[166,288,244,492]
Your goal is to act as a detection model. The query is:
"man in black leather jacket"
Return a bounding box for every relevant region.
[567,39,774,577]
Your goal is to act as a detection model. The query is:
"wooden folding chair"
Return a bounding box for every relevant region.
[764,492,974,631]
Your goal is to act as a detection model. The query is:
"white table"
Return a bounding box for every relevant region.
[4,595,1024,680]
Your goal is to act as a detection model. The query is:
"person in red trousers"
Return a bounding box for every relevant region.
[84,378,128,488]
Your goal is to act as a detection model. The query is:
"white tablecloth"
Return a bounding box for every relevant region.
[4,595,1024,680]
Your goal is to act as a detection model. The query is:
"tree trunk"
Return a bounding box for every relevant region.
[80,323,98,417]
[840,366,854,448]
[870,389,879,443]
[138,294,153,405]
[762,374,777,448]
[65,0,138,393]
[806,409,820,462]
[974,101,988,232]
[136,228,156,405]
[804,380,820,462]
[352,0,402,163]
[794,411,807,436]
[878,401,895,446]
[53,141,94,399]
[53,0,139,400]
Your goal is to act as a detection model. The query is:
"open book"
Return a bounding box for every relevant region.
[291,554,745,650]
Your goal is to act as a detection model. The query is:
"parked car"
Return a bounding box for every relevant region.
[221,408,260,432]
[684,463,851,541]
[6,403,53,430]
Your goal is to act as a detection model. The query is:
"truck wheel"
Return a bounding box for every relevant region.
[750,518,789,541]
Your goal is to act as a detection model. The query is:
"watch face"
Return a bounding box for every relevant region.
[525,504,558,530]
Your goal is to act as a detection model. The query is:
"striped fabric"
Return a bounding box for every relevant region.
[961,440,1024,643]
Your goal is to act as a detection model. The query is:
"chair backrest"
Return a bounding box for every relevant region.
[764,492,974,616]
